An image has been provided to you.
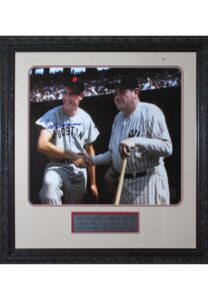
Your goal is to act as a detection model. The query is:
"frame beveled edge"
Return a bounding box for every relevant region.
[0,36,208,264]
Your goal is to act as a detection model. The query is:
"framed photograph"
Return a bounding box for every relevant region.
[0,36,207,263]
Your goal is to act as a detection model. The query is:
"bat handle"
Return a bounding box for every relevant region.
[114,157,127,206]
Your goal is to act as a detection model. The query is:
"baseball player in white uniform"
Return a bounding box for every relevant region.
[81,77,172,205]
[36,76,99,205]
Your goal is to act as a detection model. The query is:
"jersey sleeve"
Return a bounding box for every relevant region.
[147,106,171,141]
[35,110,56,136]
[84,116,100,145]
[135,105,173,157]
[92,151,112,165]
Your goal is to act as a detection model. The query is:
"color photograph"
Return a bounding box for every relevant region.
[30,67,181,206]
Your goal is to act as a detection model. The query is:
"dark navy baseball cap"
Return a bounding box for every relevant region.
[115,77,138,90]
[64,76,85,94]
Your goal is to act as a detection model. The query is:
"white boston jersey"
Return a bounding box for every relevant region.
[36,105,99,156]
[36,105,99,205]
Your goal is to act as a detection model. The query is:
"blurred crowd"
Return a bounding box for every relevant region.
[30,85,63,102]
[30,68,181,102]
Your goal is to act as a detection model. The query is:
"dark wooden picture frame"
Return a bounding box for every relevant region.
[0,36,207,263]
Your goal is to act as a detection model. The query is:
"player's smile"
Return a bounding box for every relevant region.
[63,98,77,110]
[64,99,75,106]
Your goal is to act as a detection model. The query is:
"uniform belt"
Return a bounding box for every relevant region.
[59,159,73,164]
[117,170,146,179]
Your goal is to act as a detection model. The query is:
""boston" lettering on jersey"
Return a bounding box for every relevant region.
[57,125,84,140]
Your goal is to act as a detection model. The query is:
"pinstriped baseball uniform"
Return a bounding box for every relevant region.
[94,102,172,205]
[36,105,99,205]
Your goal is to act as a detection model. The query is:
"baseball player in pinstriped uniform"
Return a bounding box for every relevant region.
[36,76,99,205]
[81,77,172,205]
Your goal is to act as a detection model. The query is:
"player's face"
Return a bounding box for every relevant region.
[114,89,139,114]
[63,86,83,113]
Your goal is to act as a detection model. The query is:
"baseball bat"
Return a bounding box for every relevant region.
[114,157,127,206]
